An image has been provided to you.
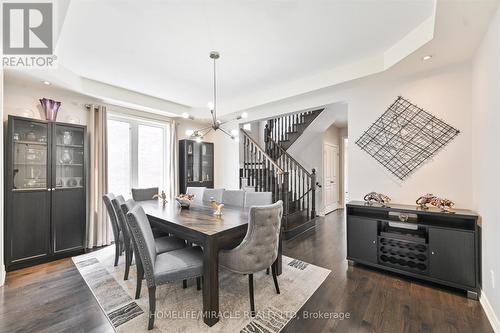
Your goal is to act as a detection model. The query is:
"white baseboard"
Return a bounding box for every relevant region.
[481,291,500,333]
[0,264,5,287]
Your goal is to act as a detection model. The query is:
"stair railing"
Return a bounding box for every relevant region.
[241,129,290,228]
[265,136,317,219]
[266,111,316,143]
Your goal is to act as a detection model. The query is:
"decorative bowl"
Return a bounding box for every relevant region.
[175,197,192,208]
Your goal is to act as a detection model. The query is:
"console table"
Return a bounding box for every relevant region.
[346,201,480,299]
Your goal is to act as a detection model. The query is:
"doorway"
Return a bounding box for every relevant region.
[323,143,340,214]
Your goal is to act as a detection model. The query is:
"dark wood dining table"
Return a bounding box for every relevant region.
[140,200,282,327]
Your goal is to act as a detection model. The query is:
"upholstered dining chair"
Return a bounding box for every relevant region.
[103,193,123,266]
[219,201,283,316]
[120,199,189,296]
[202,188,225,202]
[131,187,159,201]
[131,187,170,238]
[222,189,246,207]
[186,187,206,202]
[126,205,204,330]
[244,191,273,208]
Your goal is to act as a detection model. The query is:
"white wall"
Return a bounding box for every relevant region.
[1,68,5,286]
[472,6,500,331]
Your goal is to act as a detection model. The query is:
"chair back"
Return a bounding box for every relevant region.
[236,201,283,271]
[103,193,120,242]
[131,187,159,201]
[126,205,157,287]
[244,192,273,208]
[222,190,245,207]
[112,195,130,245]
[186,187,206,202]
[202,188,225,202]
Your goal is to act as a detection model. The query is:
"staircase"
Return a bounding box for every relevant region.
[240,109,324,239]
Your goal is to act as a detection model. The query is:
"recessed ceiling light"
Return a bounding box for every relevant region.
[185,129,194,136]
[422,55,433,61]
[182,112,190,119]
[241,112,248,119]
[43,80,51,85]
[230,129,239,137]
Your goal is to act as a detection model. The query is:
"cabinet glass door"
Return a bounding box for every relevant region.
[201,143,213,182]
[54,125,85,189]
[12,119,49,190]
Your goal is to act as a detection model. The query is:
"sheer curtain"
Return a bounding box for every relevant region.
[167,120,179,200]
[87,104,112,248]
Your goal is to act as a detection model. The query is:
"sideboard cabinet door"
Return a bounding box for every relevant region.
[347,216,378,264]
[429,228,475,287]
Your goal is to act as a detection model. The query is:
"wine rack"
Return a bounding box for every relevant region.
[378,227,429,274]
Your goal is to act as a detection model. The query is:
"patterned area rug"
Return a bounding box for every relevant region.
[72,246,330,332]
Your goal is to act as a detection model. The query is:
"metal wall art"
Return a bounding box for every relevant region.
[363,192,391,206]
[356,96,460,181]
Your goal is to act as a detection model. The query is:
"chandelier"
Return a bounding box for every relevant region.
[185,51,247,142]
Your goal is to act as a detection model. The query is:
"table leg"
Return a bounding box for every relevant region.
[202,236,219,326]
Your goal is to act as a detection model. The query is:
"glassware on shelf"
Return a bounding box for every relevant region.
[62,131,73,145]
[60,149,73,164]
[25,130,37,141]
[13,133,20,141]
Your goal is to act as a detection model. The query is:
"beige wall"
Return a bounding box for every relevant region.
[472,6,500,331]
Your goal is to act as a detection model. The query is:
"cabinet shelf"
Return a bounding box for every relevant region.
[14,140,47,146]
[56,144,84,148]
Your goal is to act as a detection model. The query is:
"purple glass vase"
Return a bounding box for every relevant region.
[39,98,61,122]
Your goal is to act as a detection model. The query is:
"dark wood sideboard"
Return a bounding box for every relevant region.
[346,201,481,299]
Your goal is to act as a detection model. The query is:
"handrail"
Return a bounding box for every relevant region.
[241,129,285,175]
[266,136,311,177]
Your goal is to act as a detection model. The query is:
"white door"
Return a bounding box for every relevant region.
[324,144,339,213]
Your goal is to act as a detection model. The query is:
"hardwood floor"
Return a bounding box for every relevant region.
[282,210,493,333]
[0,210,493,332]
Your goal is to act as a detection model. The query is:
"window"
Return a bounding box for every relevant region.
[107,113,170,198]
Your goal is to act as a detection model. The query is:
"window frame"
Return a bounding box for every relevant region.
[107,112,170,197]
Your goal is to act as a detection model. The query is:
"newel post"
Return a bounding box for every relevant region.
[311,168,317,218]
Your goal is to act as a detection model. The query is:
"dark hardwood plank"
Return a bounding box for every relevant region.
[0,258,114,333]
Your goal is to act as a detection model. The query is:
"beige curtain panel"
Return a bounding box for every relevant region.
[168,120,179,200]
[87,104,112,248]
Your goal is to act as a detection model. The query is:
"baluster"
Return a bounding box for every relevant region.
[243,136,247,186]
[301,170,305,211]
[294,163,297,202]
[311,168,316,218]
[306,175,310,219]
[302,173,310,213]
[258,151,262,192]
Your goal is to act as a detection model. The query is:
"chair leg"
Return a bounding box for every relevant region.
[183,279,187,289]
[148,286,156,330]
[196,276,201,290]
[114,242,120,266]
[135,260,143,299]
[271,264,280,294]
[124,247,131,280]
[266,268,270,275]
[248,274,255,317]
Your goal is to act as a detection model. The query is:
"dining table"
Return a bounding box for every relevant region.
[140,200,283,327]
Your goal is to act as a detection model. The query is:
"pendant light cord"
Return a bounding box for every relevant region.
[213,56,217,123]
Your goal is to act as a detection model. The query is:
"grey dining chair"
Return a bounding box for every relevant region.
[131,187,169,238]
[202,188,225,202]
[120,199,189,296]
[222,189,246,207]
[126,205,204,330]
[244,191,273,207]
[186,187,206,202]
[103,193,123,266]
[132,187,159,201]
[219,201,283,316]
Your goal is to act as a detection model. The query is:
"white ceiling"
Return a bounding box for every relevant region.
[55,0,435,115]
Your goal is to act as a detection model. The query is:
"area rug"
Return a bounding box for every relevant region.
[72,246,330,332]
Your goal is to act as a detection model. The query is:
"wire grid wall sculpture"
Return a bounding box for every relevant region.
[355,96,460,181]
